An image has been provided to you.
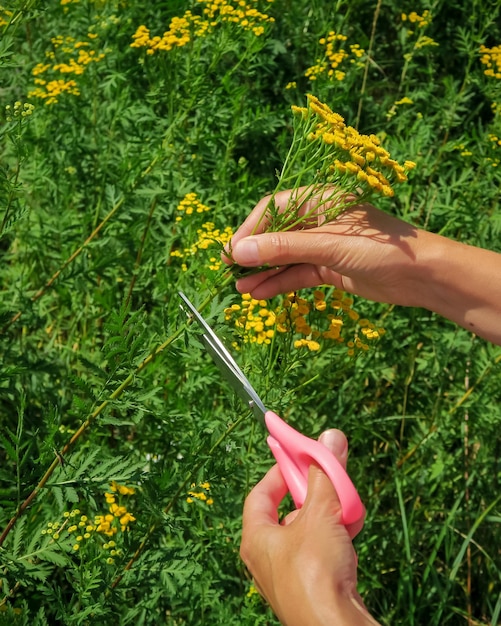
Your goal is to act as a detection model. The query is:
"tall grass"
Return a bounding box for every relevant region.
[1,0,500,624]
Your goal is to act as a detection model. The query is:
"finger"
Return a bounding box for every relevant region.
[280,509,300,526]
[280,430,347,527]
[240,464,288,571]
[305,429,365,538]
[235,264,344,299]
[223,187,334,264]
[319,429,348,467]
[242,463,289,530]
[299,429,346,522]
[230,228,354,269]
[222,195,275,264]
[319,430,366,538]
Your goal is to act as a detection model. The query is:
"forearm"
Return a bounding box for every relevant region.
[412,230,501,345]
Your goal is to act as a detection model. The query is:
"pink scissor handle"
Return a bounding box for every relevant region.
[265,411,364,526]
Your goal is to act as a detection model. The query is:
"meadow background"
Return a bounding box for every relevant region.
[1,0,501,624]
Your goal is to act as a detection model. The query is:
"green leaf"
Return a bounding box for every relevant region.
[35,548,69,568]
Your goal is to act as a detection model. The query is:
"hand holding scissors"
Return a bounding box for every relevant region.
[179,292,364,527]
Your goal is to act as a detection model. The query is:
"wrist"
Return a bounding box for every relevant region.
[278,580,379,626]
[411,230,501,342]
[329,586,381,626]
[406,228,450,309]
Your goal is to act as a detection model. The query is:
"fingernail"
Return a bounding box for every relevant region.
[319,429,347,458]
[233,237,261,265]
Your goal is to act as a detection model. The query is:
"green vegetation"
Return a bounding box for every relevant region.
[1,0,500,623]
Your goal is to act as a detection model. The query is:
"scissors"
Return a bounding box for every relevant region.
[178,291,364,526]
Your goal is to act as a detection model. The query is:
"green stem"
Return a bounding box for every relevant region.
[251,115,318,235]
[0,271,234,548]
[110,412,247,591]
[1,111,187,333]
[1,195,124,332]
[355,0,382,129]
[125,197,158,308]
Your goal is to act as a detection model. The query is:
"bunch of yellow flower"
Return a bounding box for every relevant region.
[305,31,365,82]
[29,79,80,105]
[453,133,500,168]
[401,10,431,29]
[96,483,136,537]
[40,482,136,565]
[414,35,439,50]
[174,192,211,222]
[488,134,501,148]
[227,95,416,306]
[4,101,35,122]
[225,289,384,355]
[198,0,274,37]
[170,221,233,273]
[170,192,233,272]
[486,133,500,168]
[131,0,274,54]
[224,294,276,345]
[28,32,106,105]
[299,95,416,198]
[0,5,12,27]
[131,16,198,53]
[186,481,214,506]
[400,11,438,51]
[386,96,414,120]
[480,44,501,80]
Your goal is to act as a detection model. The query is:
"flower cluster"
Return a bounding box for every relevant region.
[174,192,211,222]
[228,94,416,275]
[401,11,438,50]
[292,94,415,200]
[0,6,12,27]
[227,95,416,279]
[186,481,213,506]
[453,133,500,167]
[199,0,274,37]
[305,31,365,82]
[414,35,439,50]
[386,96,414,120]
[41,482,136,565]
[28,79,80,105]
[131,18,196,53]
[4,101,35,122]
[487,133,500,168]
[453,142,473,158]
[489,133,501,148]
[401,10,431,29]
[28,33,106,104]
[170,222,233,272]
[170,200,233,273]
[130,0,274,54]
[96,481,136,537]
[225,289,385,355]
[224,294,276,345]
[480,44,501,80]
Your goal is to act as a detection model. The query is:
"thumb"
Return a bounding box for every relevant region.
[231,231,338,268]
[318,428,348,468]
[302,429,348,520]
[305,429,365,538]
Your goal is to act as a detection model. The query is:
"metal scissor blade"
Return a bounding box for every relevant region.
[201,334,266,423]
[179,292,266,424]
